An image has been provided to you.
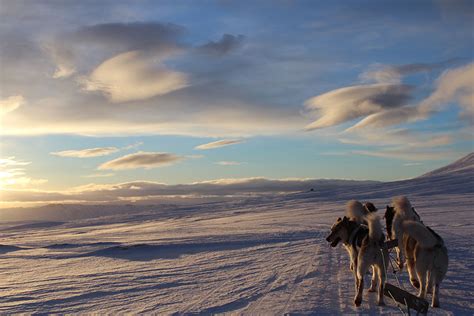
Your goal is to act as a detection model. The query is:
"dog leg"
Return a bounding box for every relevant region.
[395,247,404,270]
[377,266,385,306]
[427,271,433,294]
[417,270,427,299]
[432,283,440,307]
[368,266,377,292]
[404,237,418,289]
[406,257,419,289]
[354,277,364,307]
[355,260,367,307]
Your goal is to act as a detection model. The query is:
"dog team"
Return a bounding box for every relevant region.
[326,196,448,308]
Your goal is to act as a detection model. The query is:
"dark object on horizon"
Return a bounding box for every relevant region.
[310,188,314,192]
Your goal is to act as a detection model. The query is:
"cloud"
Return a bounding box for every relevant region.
[339,128,453,148]
[80,50,188,103]
[304,84,413,130]
[0,157,30,167]
[403,162,422,166]
[98,151,183,170]
[360,59,461,83]
[122,142,144,150]
[419,62,474,123]
[43,42,76,78]
[0,95,25,116]
[353,149,457,161]
[45,22,184,79]
[0,177,373,204]
[0,157,46,188]
[346,106,422,131]
[195,139,245,150]
[82,173,115,178]
[0,20,306,138]
[349,62,474,130]
[216,161,243,166]
[197,34,245,55]
[73,22,184,51]
[51,147,119,158]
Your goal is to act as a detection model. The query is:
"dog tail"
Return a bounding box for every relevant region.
[345,200,366,223]
[367,213,383,242]
[402,220,437,248]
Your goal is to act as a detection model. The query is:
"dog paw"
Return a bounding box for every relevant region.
[432,302,440,308]
[368,287,377,292]
[377,300,385,306]
[354,298,362,307]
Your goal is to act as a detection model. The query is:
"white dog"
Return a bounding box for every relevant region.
[402,221,448,307]
[390,196,421,269]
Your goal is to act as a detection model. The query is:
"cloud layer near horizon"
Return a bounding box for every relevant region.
[0,177,373,205]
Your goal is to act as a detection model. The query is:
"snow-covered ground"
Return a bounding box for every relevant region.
[1,155,473,315]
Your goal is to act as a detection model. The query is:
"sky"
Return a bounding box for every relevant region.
[0,0,473,207]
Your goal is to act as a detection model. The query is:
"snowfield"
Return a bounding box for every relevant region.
[1,154,473,315]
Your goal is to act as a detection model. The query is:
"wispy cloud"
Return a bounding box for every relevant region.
[403,162,422,166]
[122,142,144,150]
[0,95,25,116]
[80,50,188,103]
[197,34,245,56]
[98,151,183,170]
[0,157,46,188]
[51,147,119,158]
[195,139,244,150]
[353,149,456,161]
[82,173,115,178]
[216,161,243,166]
[339,128,453,148]
[347,63,474,130]
[359,59,461,84]
[304,83,413,130]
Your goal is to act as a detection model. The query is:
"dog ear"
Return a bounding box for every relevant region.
[337,217,342,222]
[342,216,348,222]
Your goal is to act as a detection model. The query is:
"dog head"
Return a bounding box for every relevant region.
[384,205,395,239]
[326,216,351,247]
[364,202,377,213]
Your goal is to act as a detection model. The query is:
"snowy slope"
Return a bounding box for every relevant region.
[420,152,474,178]
[0,154,473,314]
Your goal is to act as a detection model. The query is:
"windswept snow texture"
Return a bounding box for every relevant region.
[1,155,473,314]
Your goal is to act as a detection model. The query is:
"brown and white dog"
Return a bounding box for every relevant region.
[386,196,421,270]
[326,212,389,307]
[385,197,448,307]
[402,221,448,307]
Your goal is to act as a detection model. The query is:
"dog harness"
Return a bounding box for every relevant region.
[349,224,369,248]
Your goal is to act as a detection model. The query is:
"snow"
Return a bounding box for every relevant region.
[1,154,473,314]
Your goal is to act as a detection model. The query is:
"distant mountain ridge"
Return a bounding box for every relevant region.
[0,153,472,222]
[419,152,474,178]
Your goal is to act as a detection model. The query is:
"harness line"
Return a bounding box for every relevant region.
[381,247,409,316]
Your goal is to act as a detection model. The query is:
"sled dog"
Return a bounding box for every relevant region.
[344,200,378,271]
[326,213,389,306]
[386,196,421,269]
[402,221,448,307]
[385,202,422,289]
